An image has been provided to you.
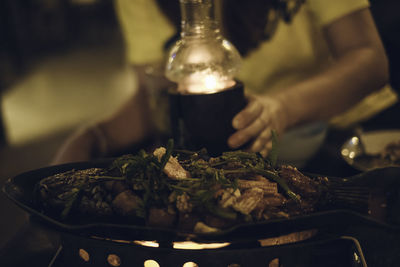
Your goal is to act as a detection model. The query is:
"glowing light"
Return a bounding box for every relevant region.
[204,74,218,90]
[78,249,90,262]
[107,254,121,267]
[165,0,242,95]
[173,241,231,250]
[353,252,360,262]
[341,148,349,156]
[144,260,160,267]
[178,71,236,94]
[222,39,232,49]
[351,137,359,145]
[186,46,213,64]
[183,262,199,267]
[349,151,356,159]
[133,240,159,248]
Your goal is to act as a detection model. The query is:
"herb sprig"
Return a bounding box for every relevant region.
[60,133,300,220]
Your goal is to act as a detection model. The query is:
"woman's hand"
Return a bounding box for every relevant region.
[228,94,288,157]
[227,8,390,158]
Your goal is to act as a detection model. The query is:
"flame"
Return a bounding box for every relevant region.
[173,241,230,250]
[133,240,230,250]
[204,74,218,91]
[178,72,235,94]
[93,236,231,250]
[133,240,160,247]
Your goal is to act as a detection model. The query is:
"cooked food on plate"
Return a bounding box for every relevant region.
[36,140,344,233]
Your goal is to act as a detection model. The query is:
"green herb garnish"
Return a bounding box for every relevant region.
[267,129,279,168]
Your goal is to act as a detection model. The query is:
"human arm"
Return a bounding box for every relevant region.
[228,8,389,156]
[52,0,177,164]
[52,65,163,164]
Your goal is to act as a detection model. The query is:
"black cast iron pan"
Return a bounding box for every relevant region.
[3,159,400,243]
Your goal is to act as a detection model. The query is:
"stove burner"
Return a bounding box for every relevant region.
[48,233,366,267]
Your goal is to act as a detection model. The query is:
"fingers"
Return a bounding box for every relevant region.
[260,141,272,158]
[228,115,269,149]
[232,98,263,130]
[249,128,272,152]
[229,95,283,156]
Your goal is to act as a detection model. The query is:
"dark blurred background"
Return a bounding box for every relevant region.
[0,0,133,250]
[0,0,119,90]
[0,0,399,251]
[0,0,133,174]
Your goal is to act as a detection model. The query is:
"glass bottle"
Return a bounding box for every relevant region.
[165,0,242,94]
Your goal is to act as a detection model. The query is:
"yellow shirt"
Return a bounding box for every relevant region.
[115,0,398,128]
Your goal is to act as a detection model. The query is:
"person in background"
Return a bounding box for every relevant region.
[52,0,397,167]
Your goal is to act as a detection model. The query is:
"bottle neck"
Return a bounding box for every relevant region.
[180,0,220,38]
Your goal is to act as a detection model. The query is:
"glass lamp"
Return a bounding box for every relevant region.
[165,0,241,94]
[166,0,246,155]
